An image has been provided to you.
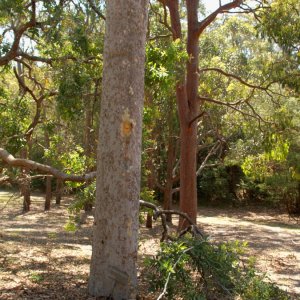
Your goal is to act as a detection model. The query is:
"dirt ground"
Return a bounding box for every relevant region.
[0,190,299,299]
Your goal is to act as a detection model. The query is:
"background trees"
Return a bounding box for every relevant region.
[0,0,300,297]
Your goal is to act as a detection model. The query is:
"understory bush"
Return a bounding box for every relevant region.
[69,181,96,214]
[145,237,290,300]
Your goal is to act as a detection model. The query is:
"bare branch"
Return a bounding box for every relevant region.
[16,51,100,65]
[197,0,243,36]
[86,0,106,21]
[199,95,272,124]
[150,2,175,37]
[13,67,57,141]
[189,111,206,128]
[0,147,96,182]
[196,141,221,176]
[148,34,172,41]
[0,1,37,66]
[198,67,270,92]
[13,66,37,100]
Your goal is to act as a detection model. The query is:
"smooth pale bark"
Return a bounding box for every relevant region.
[178,1,201,227]
[164,0,242,227]
[88,1,148,299]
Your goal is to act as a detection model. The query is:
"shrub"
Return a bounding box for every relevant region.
[69,180,96,214]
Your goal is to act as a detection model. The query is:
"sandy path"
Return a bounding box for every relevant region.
[198,208,300,295]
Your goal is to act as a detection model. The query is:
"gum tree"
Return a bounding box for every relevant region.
[88,0,148,299]
[157,0,244,226]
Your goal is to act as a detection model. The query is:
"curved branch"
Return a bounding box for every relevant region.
[140,199,205,241]
[86,0,106,21]
[196,141,221,176]
[197,0,243,36]
[0,148,96,182]
[140,199,169,241]
[189,111,206,128]
[199,95,272,124]
[0,1,37,66]
[198,67,269,91]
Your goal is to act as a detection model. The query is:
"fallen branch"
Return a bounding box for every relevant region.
[157,246,194,300]
[0,148,96,182]
[139,199,205,241]
[139,199,169,241]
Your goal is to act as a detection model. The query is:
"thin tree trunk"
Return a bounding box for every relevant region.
[84,93,93,160]
[55,178,63,205]
[44,119,52,210]
[163,134,176,223]
[44,176,52,210]
[19,147,31,212]
[296,181,300,213]
[88,1,148,298]
[21,172,31,212]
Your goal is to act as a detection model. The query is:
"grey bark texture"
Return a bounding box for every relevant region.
[88,1,148,299]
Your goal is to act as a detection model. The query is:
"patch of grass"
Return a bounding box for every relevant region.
[29,271,44,283]
[47,232,57,239]
[8,231,22,237]
[64,218,77,232]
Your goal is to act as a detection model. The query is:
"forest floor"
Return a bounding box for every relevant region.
[0,190,299,299]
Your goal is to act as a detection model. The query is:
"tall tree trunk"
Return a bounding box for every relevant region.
[178,119,198,227]
[165,0,242,227]
[166,0,200,227]
[178,0,200,227]
[88,1,148,299]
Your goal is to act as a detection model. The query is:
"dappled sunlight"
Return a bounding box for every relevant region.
[197,207,300,295]
[1,192,299,298]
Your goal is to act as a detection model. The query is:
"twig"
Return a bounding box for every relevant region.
[0,192,20,212]
[157,246,194,300]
